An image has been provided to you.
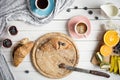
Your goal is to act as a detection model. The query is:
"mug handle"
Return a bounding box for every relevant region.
[83,34,87,38]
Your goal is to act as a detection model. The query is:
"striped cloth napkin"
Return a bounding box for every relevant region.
[0,48,14,80]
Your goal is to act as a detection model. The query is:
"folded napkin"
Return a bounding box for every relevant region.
[0,0,74,36]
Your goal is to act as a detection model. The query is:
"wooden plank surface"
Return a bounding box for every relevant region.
[0,0,120,80]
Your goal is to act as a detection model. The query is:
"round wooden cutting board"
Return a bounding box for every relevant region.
[32,32,79,79]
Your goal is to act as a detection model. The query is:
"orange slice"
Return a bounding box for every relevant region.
[104,30,119,47]
[100,44,112,56]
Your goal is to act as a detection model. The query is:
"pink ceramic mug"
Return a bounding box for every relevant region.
[74,21,88,38]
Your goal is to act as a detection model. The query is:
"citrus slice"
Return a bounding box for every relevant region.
[100,45,112,56]
[104,30,119,47]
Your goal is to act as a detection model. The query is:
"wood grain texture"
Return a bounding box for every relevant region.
[1,0,120,80]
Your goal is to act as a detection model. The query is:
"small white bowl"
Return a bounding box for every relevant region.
[100,3,119,18]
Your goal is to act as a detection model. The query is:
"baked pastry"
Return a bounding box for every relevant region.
[32,32,79,78]
[13,38,34,67]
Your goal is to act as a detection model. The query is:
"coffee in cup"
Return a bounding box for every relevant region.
[75,22,88,36]
[35,0,49,10]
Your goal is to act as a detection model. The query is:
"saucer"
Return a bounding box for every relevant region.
[29,0,55,17]
[67,16,91,39]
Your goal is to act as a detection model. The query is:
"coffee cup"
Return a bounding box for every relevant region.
[35,0,49,10]
[74,21,88,38]
[100,3,119,18]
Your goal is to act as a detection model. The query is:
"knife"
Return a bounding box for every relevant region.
[59,63,110,78]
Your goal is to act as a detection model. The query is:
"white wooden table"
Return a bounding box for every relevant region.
[1,0,120,80]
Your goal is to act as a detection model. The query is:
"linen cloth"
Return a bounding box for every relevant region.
[0,50,15,80]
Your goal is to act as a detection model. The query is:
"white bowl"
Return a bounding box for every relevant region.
[100,3,119,18]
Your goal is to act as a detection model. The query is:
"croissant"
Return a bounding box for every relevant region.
[13,40,34,67]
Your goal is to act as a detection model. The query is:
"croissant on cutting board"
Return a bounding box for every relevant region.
[13,38,34,67]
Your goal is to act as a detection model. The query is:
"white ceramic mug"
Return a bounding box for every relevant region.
[100,3,119,18]
[35,0,49,10]
[74,21,88,38]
